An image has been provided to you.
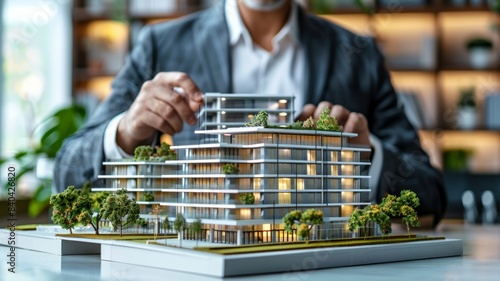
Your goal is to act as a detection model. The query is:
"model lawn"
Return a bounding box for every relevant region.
[192,235,445,255]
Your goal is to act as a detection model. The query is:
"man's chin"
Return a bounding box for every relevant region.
[241,0,288,11]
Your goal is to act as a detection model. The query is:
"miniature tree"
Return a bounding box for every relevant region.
[283,210,303,233]
[101,189,140,236]
[85,191,109,235]
[397,190,421,236]
[379,190,420,236]
[174,213,187,247]
[222,163,239,174]
[302,116,316,129]
[150,204,162,240]
[300,209,324,240]
[283,209,323,241]
[379,194,399,217]
[349,190,421,238]
[374,208,392,236]
[364,204,392,236]
[134,145,154,161]
[348,207,368,236]
[349,204,392,238]
[190,218,203,247]
[316,107,342,132]
[297,223,309,241]
[50,186,89,235]
[60,183,109,235]
[239,193,255,205]
[136,218,148,232]
[163,216,172,233]
[163,216,172,245]
[245,110,268,127]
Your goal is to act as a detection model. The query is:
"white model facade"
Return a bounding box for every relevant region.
[97,127,371,244]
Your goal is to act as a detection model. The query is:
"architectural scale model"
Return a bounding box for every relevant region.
[0,94,463,277]
[95,93,373,245]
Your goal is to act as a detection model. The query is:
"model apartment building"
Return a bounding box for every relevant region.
[96,94,372,244]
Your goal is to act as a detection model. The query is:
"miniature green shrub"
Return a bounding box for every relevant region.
[223,163,239,174]
[142,193,155,201]
[134,145,154,161]
[134,142,177,161]
[302,116,316,129]
[245,110,268,127]
[239,193,255,205]
[316,107,342,132]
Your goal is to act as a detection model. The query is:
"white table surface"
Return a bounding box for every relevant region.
[1,222,499,281]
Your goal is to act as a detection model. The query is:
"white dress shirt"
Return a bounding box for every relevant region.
[225,0,305,113]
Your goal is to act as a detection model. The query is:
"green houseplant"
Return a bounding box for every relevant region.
[466,38,493,69]
[456,87,477,130]
[0,104,86,217]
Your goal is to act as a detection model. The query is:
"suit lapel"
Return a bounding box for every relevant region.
[193,2,232,93]
[298,9,333,105]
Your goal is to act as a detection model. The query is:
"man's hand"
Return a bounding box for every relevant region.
[298,102,370,147]
[117,72,204,154]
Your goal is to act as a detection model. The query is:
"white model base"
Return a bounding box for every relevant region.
[1,230,463,277]
[100,239,462,277]
[0,230,100,255]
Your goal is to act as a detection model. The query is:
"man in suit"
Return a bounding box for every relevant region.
[54,0,446,226]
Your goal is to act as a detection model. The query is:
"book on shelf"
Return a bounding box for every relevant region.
[129,0,179,16]
[485,94,500,130]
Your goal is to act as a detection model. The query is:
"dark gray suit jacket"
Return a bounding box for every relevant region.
[54,2,446,225]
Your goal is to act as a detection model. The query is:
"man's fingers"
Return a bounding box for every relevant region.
[147,99,184,132]
[330,104,351,126]
[163,89,198,125]
[153,72,204,115]
[296,104,316,121]
[144,79,198,126]
[343,112,370,147]
[154,72,204,103]
[343,112,366,133]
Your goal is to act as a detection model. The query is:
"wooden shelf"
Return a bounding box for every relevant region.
[436,4,493,12]
[128,6,207,21]
[313,3,494,15]
[73,69,118,83]
[421,129,500,133]
[73,8,118,22]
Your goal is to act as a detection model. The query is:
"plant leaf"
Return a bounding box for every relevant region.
[28,181,52,217]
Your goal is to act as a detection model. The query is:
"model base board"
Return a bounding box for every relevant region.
[0,230,100,255]
[1,230,462,277]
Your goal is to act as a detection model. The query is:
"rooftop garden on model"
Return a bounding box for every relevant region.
[245,107,343,132]
[134,142,177,161]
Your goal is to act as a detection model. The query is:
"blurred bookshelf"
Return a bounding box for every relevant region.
[71,0,213,103]
[312,0,500,178]
[71,0,500,179]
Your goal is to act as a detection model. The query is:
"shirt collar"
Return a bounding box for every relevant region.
[225,0,300,49]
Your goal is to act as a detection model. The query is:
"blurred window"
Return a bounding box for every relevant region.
[1,0,71,197]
